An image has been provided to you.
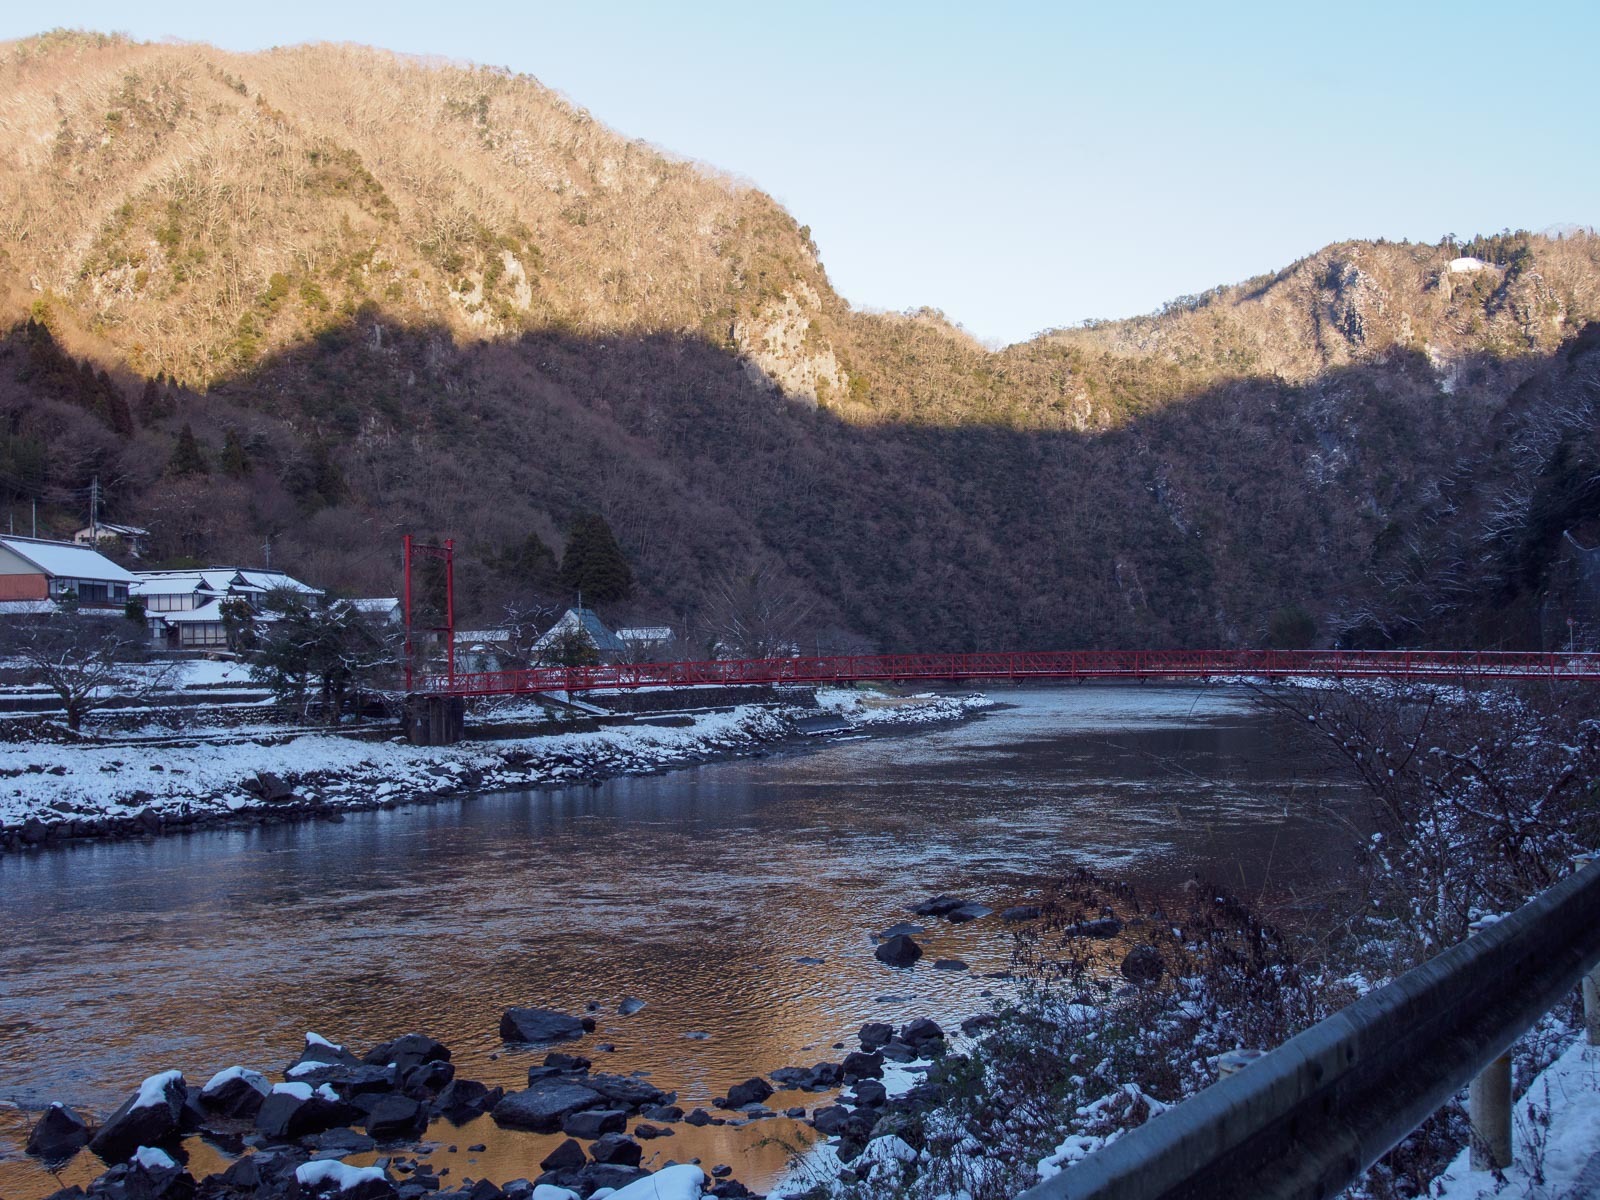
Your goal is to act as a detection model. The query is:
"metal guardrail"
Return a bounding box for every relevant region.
[1017,859,1600,1200]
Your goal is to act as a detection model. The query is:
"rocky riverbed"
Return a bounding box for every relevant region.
[10,898,1020,1200]
[0,690,991,854]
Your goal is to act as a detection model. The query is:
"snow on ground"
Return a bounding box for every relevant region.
[0,689,986,839]
[1426,1037,1600,1199]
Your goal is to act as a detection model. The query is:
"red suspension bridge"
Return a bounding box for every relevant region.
[396,539,1600,740]
[413,647,1600,698]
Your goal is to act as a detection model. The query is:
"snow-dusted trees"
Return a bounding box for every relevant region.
[1265,682,1600,956]
[701,564,813,659]
[0,613,173,731]
[248,599,393,725]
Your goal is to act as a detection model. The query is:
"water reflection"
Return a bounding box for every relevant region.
[0,685,1352,1197]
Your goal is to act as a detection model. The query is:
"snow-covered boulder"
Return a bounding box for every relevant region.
[254,1082,361,1141]
[604,1164,704,1200]
[199,1066,270,1119]
[88,1070,186,1163]
[295,1159,397,1200]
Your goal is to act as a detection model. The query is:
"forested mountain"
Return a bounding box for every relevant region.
[2,31,1597,651]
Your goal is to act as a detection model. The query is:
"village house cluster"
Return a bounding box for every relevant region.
[0,533,671,665]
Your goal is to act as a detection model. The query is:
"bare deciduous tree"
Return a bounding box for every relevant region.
[1,613,176,731]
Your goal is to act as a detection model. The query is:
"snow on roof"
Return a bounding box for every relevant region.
[237,569,319,595]
[0,536,138,584]
[134,567,322,597]
[455,628,511,645]
[350,597,399,613]
[131,573,220,597]
[618,626,673,642]
[155,598,228,623]
[533,608,625,653]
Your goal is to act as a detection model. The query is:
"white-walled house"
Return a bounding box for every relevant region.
[133,567,322,650]
[0,536,137,610]
[72,522,150,558]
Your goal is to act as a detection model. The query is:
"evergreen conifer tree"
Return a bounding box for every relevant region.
[558,513,633,604]
[221,429,251,478]
[168,423,209,477]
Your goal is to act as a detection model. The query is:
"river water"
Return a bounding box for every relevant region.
[0,686,1355,1196]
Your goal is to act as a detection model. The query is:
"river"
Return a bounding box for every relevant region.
[0,685,1356,1197]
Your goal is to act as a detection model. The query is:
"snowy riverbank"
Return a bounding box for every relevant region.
[0,689,992,853]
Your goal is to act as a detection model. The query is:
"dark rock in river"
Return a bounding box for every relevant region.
[840,1051,884,1081]
[95,1151,196,1200]
[1120,943,1164,983]
[1001,905,1043,923]
[874,934,923,968]
[588,1133,642,1167]
[683,1108,713,1127]
[499,1008,586,1044]
[491,1080,604,1133]
[945,903,993,923]
[309,1128,378,1155]
[538,1140,586,1173]
[639,1103,683,1122]
[858,1022,894,1051]
[198,1069,270,1120]
[542,1053,591,1073]
[811,1106,859,1138]
[254,1089,361,1141]
[849,1080,887,1108]
[960,1013,1000,1037]
[289,1035,364,1072]
[901,1017,945,1048]
[911,895,966,917]
[561,1109,627,1138]
[89,1071,187,1163]
[366,1034,451,1075]
[26,1103,90,1160]
[634,1124,671,1139]
[933,959,969,971]
[290,1064,396,1097]
[617,997,646,1016]
[722,1078,773,1109]
[583,1073,674,1111]
[433,1080,502,1123]
[364,1095,428,1141]
[874,923,925,941]
[403,1060,455,1096]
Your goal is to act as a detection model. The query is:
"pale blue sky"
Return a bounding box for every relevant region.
[4,2,1596,344]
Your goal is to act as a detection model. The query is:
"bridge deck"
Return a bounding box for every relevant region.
[413,649,1600,698]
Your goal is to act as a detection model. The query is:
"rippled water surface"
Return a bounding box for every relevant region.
[0,686,1354,1195]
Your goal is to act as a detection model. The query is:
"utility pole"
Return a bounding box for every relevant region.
[89,475,100,542]
[263,538,272,569]
[31,498,37,538]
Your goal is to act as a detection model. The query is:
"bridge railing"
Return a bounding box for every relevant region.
[1015,858,1600,1200]
[415,648,1600,697]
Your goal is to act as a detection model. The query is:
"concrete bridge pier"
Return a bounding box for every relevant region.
[406,695,465,746]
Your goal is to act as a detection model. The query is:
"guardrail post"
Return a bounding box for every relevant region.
[1465,915,1512,1171]
[1577,855,1600,1045]
[1468,1052,1512,1170]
